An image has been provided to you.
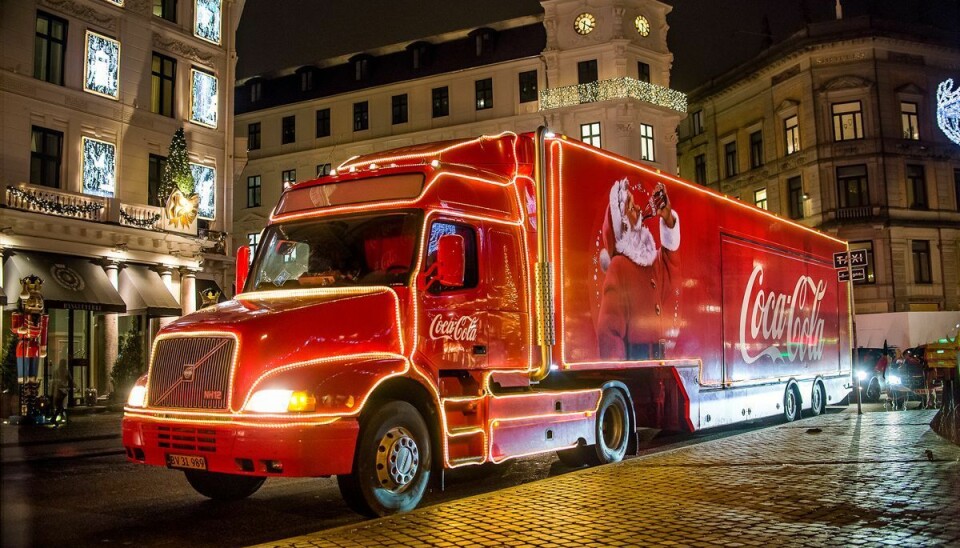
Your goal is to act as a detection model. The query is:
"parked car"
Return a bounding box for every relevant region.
[886,347,929,409]
[855,347,892,402]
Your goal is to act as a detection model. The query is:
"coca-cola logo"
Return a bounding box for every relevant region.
[739,264,826,364]
[429,314,480,342]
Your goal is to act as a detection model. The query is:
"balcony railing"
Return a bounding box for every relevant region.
[836,206,874,220]
[539,77,687,113]
[119,203,164,231]
[5,183,108,222]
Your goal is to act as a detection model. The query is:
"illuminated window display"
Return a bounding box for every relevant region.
[194,0,222,44]
[84,31,120,99]
[938,79,960,146]
[82,137,116,198]
[191,163,216,219]
[190,68,218,128]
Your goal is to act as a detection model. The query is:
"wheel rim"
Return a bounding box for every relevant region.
[812,385,822,412]
[600,401,626,450]
[375,426,420,494]
[785,390,797,418]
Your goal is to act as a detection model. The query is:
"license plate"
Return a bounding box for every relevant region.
[167,454,207,470]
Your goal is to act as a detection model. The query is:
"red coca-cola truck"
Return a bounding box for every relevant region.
[122,129,852,515]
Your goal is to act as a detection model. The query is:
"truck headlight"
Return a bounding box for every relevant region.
[856,371,868,381]
[888,375,901,386]
[126,375,149,407]
[246,389,317,413]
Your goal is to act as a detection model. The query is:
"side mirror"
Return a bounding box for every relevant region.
[434,234,465,288]
[235,245,251,294]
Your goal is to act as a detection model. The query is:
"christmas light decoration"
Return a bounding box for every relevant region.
[82,136,116,197]
[539,77,687,113]
[190,69,219,128]
[937,78,960,146]
[119,208,161,228]
[194,0,222,45]
[84,31,120,100]
[6,186,104,215]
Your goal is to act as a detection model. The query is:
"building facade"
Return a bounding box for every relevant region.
[233,0,686,255]
[0,0,245,403]
[677,16,960,348]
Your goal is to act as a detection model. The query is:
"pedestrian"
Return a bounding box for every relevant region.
[52,358,71,424]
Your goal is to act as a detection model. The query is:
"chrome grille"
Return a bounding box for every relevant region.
[147,337,235,410]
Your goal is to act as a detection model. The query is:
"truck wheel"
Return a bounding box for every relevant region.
[783,385,801,422]
[184,470,265,501]
[555,445,588,468]
[810,381,827,416]
[337,401,431,517]
[584,389,631,465]
[864,378,881,403]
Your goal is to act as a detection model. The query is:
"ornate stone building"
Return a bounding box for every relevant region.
[677,16,960,348]
[233,0,686,254]
[0,0,245,402]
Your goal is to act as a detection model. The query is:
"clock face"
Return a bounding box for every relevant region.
[635,15,650,36]
[574,13,596,35]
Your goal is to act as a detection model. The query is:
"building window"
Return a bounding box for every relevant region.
[578,60,598,84]
[354,57,369,81]
[832,101,863,141]
[900,101,919,140]
[787,176,804,220]
[911,240,932,284]
[749,130,763,169]
[754,188,768,210]
[281,115,296,144]
[30,126,63,188]
[148,153,166,206]
[282,169,296,188]
[153,0,176,22]
[35,11,67,86]
[906,164,927,209]
[392,94,408,125]
[475,78,493,110]
[151,52,176,117]
[837,165,869,208]
[247,175,261,208]
[637,62,650,83]
[249,81,262,103]
[724,140,738,178]
[247,232,260,262]
[580,122,601,148]
[784,115,800,155]
[300,70,313,92]
[640,123,655,161]
[432,86,449,118]
[519,70,538,103]
[353,101,369,131]
[694,154,706,185]
[316,108,330,138]
[849,241,876,284]
[317,163,331,177]
[692,110,703,136]
[247,122,261,150]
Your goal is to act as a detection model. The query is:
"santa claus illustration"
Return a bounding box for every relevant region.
[597,178,681,360]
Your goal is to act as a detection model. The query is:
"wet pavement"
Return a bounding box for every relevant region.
[254,409,960,547]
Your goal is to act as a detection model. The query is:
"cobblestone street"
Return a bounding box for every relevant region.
[255,409,960,547]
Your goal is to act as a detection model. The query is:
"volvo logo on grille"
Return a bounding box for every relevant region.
[182,364,196,382]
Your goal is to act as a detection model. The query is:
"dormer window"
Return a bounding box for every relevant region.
[407,41,432,69]
[469,28,497,57]
[298,68,315,92]
[350,54,373,82]
[249,80,262,103]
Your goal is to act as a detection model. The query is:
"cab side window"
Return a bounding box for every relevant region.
[425,221,478,293]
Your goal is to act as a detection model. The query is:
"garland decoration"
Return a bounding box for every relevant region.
[119,208,162,229]
[7,187,105,215]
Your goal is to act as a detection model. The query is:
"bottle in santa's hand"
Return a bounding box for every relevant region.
[640,183,669,221]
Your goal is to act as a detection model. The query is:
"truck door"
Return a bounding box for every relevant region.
[419,219,488,370]
[483,227,529,369]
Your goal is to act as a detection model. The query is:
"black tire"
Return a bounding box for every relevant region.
[184,470,265,501]
[864,378,881,403]
[783,385,801,422]
[809,381,827,416]
[337,401,431,517]
[584,389,631,466]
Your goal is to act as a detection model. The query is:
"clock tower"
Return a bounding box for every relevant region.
[539,0,686,173]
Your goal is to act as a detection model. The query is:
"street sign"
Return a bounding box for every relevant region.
[837,267,866,282]
[834,249,869,270]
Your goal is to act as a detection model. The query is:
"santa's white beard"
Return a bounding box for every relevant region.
[616,223,658,267]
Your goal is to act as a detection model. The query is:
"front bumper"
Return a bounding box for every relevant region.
[122,414,359,477]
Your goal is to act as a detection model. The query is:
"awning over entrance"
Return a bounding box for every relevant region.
[857,311,960,349]
[3,252,126,313]
[195,278,225,310]
[119,265,182,317]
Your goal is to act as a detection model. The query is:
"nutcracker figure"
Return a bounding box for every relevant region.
[11,275,49,421]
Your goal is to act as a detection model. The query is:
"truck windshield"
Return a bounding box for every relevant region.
[247,211,422,292]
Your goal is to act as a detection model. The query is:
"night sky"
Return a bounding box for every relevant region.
[236,0,960,92]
